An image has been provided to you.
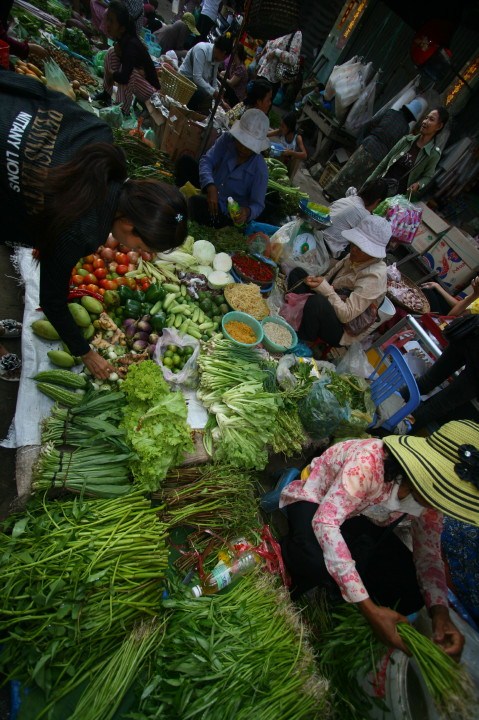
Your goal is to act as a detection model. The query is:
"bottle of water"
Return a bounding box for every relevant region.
[227,196,243,226]
[191,549,260,597]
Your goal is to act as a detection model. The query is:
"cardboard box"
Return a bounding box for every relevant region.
[412,203,450,253]
[146,99,167,149]
[160,105,217,162]
[422,226,479,291]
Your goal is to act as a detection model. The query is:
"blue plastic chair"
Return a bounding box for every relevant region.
[368,345,421,431]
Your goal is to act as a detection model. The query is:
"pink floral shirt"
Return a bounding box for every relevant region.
[257,31,302,84]
[279,438,448,608]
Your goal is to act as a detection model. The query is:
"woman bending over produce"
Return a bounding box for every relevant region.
[279,420,479,656]
[0,72,187,381]
[93,1,160,114]
[286,215,390,347]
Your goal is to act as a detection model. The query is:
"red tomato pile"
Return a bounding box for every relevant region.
[70,235,153,295]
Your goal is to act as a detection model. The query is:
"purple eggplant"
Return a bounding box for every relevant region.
[124,323,138,340]
[132,339,148,352]
[149,332,159,345]
[137,319,152,334]
[133,331,149,343]
[147,343,156,356]
[123,318,137,329]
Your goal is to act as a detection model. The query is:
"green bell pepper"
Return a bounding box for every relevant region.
[124,298,143,319]
[118,285,134,304]
[150,312,166,332]
[145,284,166,304]
[140,302,153,317]
[131,289,146,302]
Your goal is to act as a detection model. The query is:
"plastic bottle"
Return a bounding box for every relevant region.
[191,549,260,597]
[227,196,244,226]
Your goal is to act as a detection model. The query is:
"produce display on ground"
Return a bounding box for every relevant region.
[2,20,476,716]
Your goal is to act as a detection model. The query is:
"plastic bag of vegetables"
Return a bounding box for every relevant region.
[44,59,75,100]
[298,378,349,439]
[154,328,200,388]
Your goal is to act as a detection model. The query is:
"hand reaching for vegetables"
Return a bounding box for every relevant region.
[82,349,115,380]
[431,606,464,660]
[206,185,219,217]
[359,600,411,654]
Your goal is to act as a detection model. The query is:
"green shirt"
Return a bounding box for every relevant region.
[366,134,442,200]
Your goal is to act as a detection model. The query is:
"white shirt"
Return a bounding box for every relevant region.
[201,0,221,21]
[179,42,219,97]
[323,195,370,258]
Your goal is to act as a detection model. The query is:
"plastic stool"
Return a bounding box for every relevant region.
[260,468,300,514]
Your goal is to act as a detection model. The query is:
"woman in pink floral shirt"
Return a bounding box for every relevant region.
[279,420,479,657]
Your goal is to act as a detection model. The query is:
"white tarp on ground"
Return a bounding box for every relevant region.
[1,247,58,450]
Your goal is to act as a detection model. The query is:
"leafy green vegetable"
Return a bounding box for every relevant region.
[61,27,90,57]
[130,574,328,720]
[188,220,246,254]
[121,361,193,491]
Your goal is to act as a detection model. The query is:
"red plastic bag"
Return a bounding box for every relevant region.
[279,292,312,331]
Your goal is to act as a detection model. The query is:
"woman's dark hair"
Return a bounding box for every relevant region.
[40,143,187,253]
[117,180,188,251]
[383,454,407,484]
[359,178,388,206]
[244,78,272,107]
[107,0,136,34]
[214,34,234,55]
[431,106,449,128]
[235,44,246,63]
[281,111,297,133]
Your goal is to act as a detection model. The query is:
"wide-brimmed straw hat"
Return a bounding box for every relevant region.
[383,420,479,526]
[230,109,270,154]
[182,12,200,35]
[341,215,391,259]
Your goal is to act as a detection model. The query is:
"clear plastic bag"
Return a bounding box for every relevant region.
[270,220,330,276]
[335,342,374,379]
[276,354,298,390]
[98,104,124,128]
[44,60,75,99]
[298,378,348,440]
[154,328,200,388]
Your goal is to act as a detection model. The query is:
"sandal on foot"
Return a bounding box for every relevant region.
[0,319,22,338]
[0,353,22,381]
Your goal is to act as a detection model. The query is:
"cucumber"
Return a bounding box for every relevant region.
[162,283,181,293]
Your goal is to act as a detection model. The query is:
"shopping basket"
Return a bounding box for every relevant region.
[159,66,196,106]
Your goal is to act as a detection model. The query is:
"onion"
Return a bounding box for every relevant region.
[137,320,152,334]
[105,234,119,249]
[127,263,136,273]
[125,324,138,339]
[132,340,148,352]
[108,261,118,272]
[141,251,153,261]
[147,344,156,356]
[100,247,115,262]
[127,251,139,264]
[133,331,149,343]
[149,332,159,344]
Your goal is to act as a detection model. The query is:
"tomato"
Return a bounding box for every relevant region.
[77,268,89,277]
[94,267,107,280]
[118,244,129,254]
[115,277,128,286]
[125,277,137,289]
[100,279,118,290]
[78,284,89,291]
[93,258,105,269]
[72,274,84,286]
[100,247,115,262]
[83,273,98,285]
[97,287,106,296]
[140,278,151,291]
[84,254,96,264]
[116,264,129,276]
[141,251,153,262]
[115,253,128,266]
[82,263,93,273]
[86,283,99,294]
[127,251,139,264]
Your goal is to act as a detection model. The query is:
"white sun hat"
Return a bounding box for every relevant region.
[341,215,392,259]
[230,108,270,154]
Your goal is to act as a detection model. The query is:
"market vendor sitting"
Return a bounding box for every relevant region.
[177,109,269,228]
[279,420,479,656]
[286,215,390,348]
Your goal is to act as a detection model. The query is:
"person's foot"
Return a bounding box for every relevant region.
[0,352,22,382]
[92,89,112,107]
[0,319,22,338]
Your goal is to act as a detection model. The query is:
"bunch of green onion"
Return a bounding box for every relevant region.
[134,573,329,720]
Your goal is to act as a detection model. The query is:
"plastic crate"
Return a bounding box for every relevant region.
[318,161,339,188]
[0,40,9,69]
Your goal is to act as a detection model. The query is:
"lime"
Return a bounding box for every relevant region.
[167,344,177,352]
[163,356,173,367]
[214,295,224,307]
[173,354,182,366]
[175,346,184,356]
[164,350,173,359]
[219,303,229,315]
[184,346,194,355]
